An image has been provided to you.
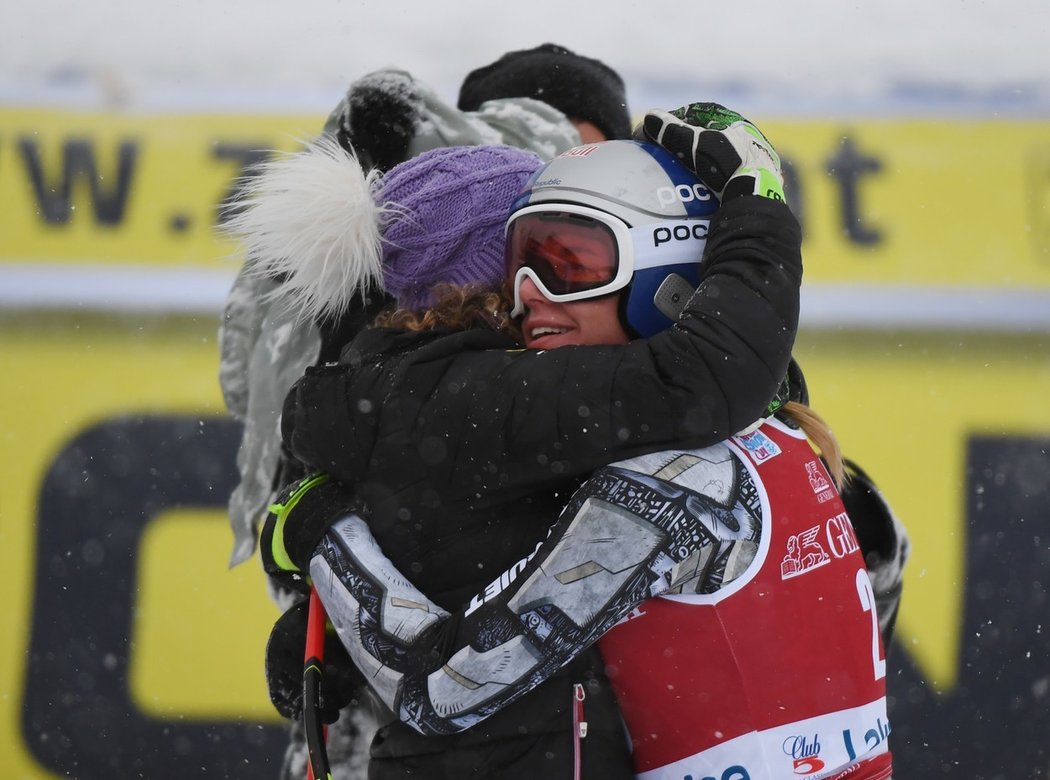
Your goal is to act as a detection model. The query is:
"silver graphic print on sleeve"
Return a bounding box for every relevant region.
[309,441,764,735]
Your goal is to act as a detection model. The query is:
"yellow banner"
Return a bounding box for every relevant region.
[764,119,1050,287]
[2,313,1048,778]
[0,108,316,265]
[2,108,1049,289]
[2,106,1050,777]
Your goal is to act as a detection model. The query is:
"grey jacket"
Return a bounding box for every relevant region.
[219,71,584,565]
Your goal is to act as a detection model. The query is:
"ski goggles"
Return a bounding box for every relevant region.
[506,203,709,318]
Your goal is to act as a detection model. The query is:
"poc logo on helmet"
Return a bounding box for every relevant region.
[653,222,709,247]
[656,183,714,208]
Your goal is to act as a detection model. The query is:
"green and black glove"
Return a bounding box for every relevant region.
[260,473,368,722]
[259,472,359,595]
[635,102,785,203]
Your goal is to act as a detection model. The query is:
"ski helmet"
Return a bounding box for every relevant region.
[505,139,719,337]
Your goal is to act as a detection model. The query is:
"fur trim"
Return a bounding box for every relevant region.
[223,135,384,324]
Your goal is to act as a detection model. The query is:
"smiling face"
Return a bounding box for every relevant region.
[505,205,634,348]
[517,275,630,349]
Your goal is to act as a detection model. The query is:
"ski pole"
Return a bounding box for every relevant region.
[304,585,332,780]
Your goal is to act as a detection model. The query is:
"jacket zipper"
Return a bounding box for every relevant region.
[572,683,588,780]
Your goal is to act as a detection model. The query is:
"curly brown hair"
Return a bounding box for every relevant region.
[374,283,522,342]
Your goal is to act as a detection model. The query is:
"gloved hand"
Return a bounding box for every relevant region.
[328,69,424,173]
[839,459,910,646]
[259,472,360,595]
[265,598,365,722]
[635,102,785,203]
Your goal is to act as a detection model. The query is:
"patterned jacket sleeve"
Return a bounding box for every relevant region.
[308,446,753,735]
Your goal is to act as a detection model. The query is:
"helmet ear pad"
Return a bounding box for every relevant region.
[620,262,702,338]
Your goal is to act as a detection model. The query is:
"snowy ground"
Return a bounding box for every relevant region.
[2,0,1047,115]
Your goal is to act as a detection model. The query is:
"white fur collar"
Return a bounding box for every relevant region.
[223,135,385,324]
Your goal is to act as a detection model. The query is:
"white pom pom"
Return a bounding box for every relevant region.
[223,135,384,324]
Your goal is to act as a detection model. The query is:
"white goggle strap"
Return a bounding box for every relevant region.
[630,219,710,271]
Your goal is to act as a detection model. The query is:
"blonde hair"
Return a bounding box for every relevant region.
[778,400,847,489]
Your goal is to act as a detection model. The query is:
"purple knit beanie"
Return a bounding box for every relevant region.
[376,145,543,310]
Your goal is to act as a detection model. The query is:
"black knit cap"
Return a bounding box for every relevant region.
[457,43,631,141]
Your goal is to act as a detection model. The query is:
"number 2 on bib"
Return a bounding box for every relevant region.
[856,568,887,680]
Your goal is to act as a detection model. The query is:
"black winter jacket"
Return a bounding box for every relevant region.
[284,197,801,596]
[281,196,802,778]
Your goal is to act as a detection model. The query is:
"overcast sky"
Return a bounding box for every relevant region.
[2,0,1047,115]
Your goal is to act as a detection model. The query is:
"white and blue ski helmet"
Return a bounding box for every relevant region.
[506,139,719,337]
